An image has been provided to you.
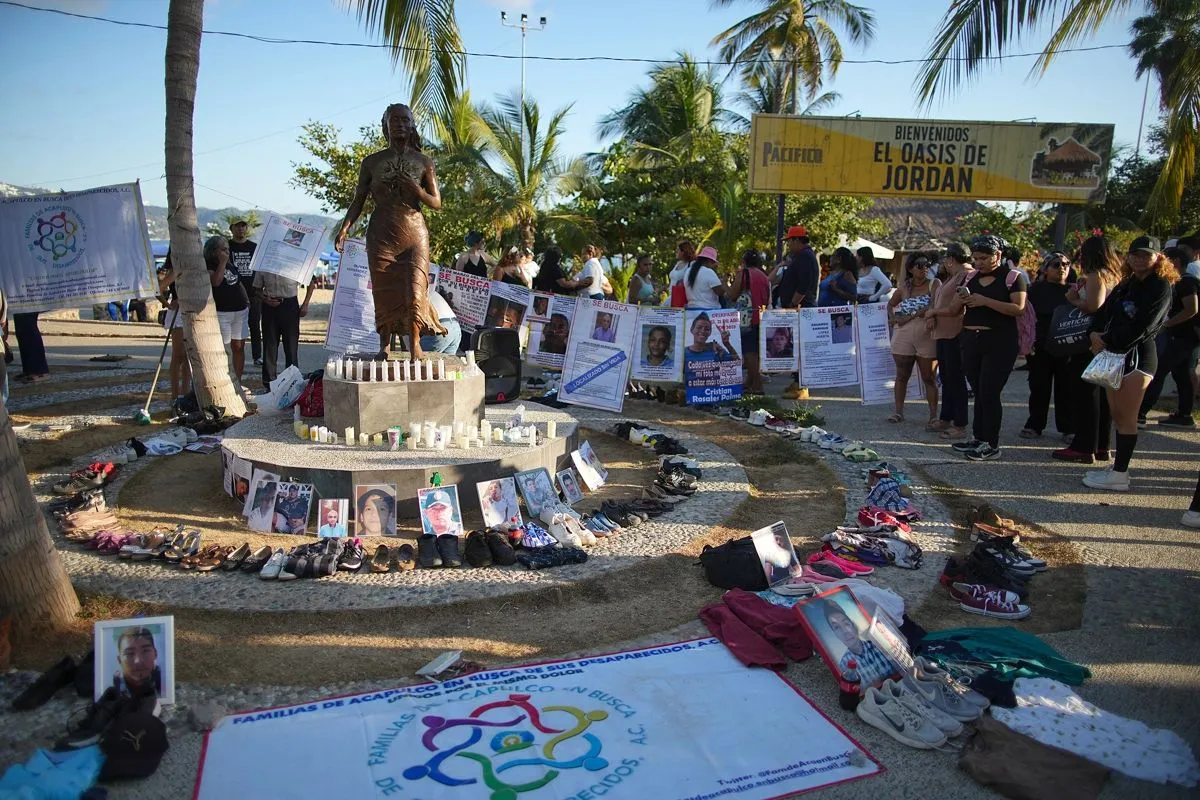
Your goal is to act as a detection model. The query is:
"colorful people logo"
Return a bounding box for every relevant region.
[33,211,81,263]
[404,693,609,799]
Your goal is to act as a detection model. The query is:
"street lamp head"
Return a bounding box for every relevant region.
[539,16,547,26]
[520,12,528,22]
[500,10,507,21]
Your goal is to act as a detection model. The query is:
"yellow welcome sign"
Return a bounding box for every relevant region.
[748,114,1115,203]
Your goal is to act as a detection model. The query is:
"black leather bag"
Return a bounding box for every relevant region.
[698,536,768,591]
[1044,304,1093,357]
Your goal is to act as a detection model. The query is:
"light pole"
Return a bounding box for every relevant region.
[500,11,547,155]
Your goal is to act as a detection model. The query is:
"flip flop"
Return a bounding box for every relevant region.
[371,545,391,573]
[395,544,416,571]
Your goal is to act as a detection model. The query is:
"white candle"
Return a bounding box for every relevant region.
[328,433,338,445]
[373,433,383,446]
[424,358,433,380]
[345,427,354,445]
[457,433,470,450]
[373,361,381,381]
[453,420,463,437]
[405,435,417,450]
[438,359,446,380]
[359,432,369,446]
[546,421,557,439]
[409,423,422,446]
[480,419,491,441]
[309,426,319,441]
[298,422,309,439]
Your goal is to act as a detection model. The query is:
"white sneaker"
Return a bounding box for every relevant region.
[770,580,818,597]
[1082,466,1130,491]
[880,679,964,737]
[800,426,825,442]
[1183,510,1200,529]
[748,409,769,426]
[544,513,582,547]
[900,673,981,722]
[856,686,947,749]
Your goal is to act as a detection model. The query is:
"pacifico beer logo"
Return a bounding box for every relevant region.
[760,142,823,168]
[24,205,86,268]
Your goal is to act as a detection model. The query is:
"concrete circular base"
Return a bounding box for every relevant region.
[222,402,581,519]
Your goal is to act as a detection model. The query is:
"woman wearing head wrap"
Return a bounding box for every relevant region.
[947,235,1028,461]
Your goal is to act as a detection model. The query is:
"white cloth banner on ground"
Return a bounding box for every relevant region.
[684,309,743,405]
[195,638,881,800]
[248,213,327,284]
[0,182,156,313]
[434,267,491,337]
[855,303,923,405]
[799,305,860,389]
[526,294,575,371]
[559,298,637,412]
[759,309,800,373]
[631,306,685,383]
[324,238,379,354]
[485,281,532,332]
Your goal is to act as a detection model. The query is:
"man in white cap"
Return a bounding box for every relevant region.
[423,489,462,537]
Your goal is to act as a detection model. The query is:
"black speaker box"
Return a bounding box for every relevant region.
[471,327,522,403]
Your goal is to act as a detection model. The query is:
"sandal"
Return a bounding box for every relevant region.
[223,543,251,570]
[886,413,904,423]
[164,530,201,564]
[153,529,186,558]
[242,546,272,572]
[395,544,416,571]
[196,545,233,572]
[184,544,224,571]
[371,545,391,574]
[926,419,950,432]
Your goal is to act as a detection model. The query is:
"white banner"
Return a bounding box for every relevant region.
[323,238,379,354]
[526,294,575,370]
[559,298,637,412]
[248,213,327,284]
[0,182,156,313]
[855,303,923,405]
[759,309,800,374]
[434,266,490,337]
[195,638,881,800]
[630,306,685,383]
[684,309,743,405]
[799,305,860,389]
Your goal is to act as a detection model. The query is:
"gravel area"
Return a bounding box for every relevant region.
[6,381,157,413]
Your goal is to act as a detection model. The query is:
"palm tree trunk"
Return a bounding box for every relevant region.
[165,0,246,417]
[0,401,80,635]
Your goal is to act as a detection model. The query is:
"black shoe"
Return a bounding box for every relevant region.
[57,687,126,749]
[611,421,636,439]
[660,456,702,479]
[599,502,638,527]
[964,444,1002,461]
[654,438,689,455]
[1137,415,1148,428]
[464,530,492,567]
[964,551,1029,600]
[1159,414,1196,427]
[485,530,517,566]
[436,534,462,567]
[74,650,95,698]
[12,655,77,711]
[337,540,364,571]
[971,541,1038,578]
[730,406,750,421]
[951,438,983,452]
[417,535,441,568]
[655,470,697,496]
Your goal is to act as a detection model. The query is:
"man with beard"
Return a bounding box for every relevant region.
[111,626,162,696]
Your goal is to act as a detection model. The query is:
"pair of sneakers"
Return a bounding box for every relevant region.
[539,508,597,547]
[660,455,701,479]
[807,548,874,577]
[948,581,1031,619]
[417,534,462,568]
[53,463,117,496]
[463,529,518,567]
[57,685,160,750]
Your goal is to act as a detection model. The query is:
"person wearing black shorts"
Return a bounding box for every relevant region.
[1082,235,1175,492]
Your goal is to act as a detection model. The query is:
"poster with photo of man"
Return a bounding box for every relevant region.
[433,267,490,337]
[418,486,464,537]
[317,499,349,538]
[515,468,559,518]
[559,298,638,412]
[759,309,799,373]
[684,309,743,405]
[94,615,176,704]
[527,294,575,370]
[485,281,532,330]
[799,306,859,389]
[571,440,609,491]
[273,482,314,535]
[631,307,684,382]
[795,586,902,690]
[476,477,522,528]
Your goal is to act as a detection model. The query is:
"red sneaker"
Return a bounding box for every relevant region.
[957,586,1031,620]
[1051,448,1094,464]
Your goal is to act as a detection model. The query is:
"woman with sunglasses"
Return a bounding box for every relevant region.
[887,252,941,424]
[1081,236,1175,491]
[1020,253,1075,439]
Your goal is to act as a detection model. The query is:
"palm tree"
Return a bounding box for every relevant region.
[475,92,578,250]
[916,0,1199,223]
[710,0,876,114]
[730,58,841,131]
[165,0,247,417]
[0,401,80,635]
[674,178,750,269]
[342,0,465,119]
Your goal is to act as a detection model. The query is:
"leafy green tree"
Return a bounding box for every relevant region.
[955,204,1056,260]
[291,122,384,232]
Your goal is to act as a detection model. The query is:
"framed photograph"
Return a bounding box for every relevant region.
[476,478,522,528]
[272,482,313,535]
[246,478,279,533]
[515,468,559,518]
[355,484,398,537]
[241,467,280,516]
[557,469,584,505]
[750,521,804,587]
[221,447,234,497]
[794,586,903,690]
[418,485,464,537]
[231,457,253,505]
[316,498,349,538]
[94,616,175,704]
[571,440,608,490]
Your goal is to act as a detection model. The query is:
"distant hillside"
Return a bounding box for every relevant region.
[0,182,337,241]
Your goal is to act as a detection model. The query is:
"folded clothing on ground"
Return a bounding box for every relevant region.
[960,714,1109,800]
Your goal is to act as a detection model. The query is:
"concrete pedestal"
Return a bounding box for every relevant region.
[323,355,485,436]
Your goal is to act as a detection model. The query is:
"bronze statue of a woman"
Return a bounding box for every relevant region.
[335,103,447,359]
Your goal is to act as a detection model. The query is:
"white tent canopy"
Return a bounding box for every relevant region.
[832,235,894,260]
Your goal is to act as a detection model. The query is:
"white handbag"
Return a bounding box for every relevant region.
[1081,349,1125,391]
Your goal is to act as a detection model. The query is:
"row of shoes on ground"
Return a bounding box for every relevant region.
[940,523,1045,617]
[856,657,989,749]
[611,421,690,456]
[52,462,118,496]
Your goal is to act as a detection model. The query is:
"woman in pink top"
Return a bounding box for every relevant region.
[729,249,772,393]
[925,243,975,438]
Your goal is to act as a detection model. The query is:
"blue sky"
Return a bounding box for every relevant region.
[0,0,1155,214]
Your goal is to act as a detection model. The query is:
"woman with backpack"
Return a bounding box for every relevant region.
[887,252,941,425]
[948,235,1029,461]
[729,249,771,394]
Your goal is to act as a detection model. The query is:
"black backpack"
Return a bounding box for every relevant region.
[698,536,768,591]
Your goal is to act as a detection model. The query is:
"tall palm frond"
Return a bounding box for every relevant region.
[730,58,840,129]
[342,0,464,119]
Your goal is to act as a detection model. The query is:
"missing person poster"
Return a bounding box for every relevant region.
[483,280,531,331]
[759,309,800,373]
[855,302,923,405]
[526,294,575,370]
[323,238,379,354]
[631,306,684,383]
[799,305,860,388]
[433,266,490,337]
[248,213,327,284]
[684,309,743,405]
[558,298,637,412]
[0,182,157,313]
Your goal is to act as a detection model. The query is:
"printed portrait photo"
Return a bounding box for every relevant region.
[684,310,738,364]
[355,484,398,538]
[591,310,619,343]
[751,522,803,586]
[796,586,902,689]
[639,323,675,369]
[418,485,464,538]
[476,477,522,528]
[538,312,570,355]
[282,228,306,247]
[765,325,794,358]
[317,498,349,538]
[272,482,314,535]
[532,295,549,317]
[515,468,559,518]
[831,312,853,345]
[246,479,279,533]
[94,616,176,705]
[557,469,584,505]
[485,297,527,330]
[242,467,280,516]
